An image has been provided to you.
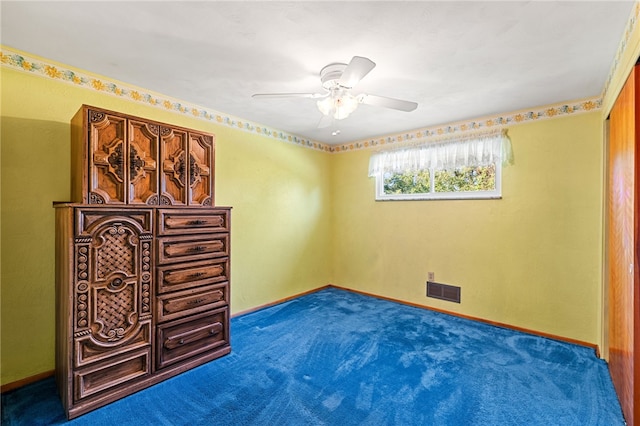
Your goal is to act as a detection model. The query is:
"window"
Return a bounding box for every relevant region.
[378,163,500,200]
[369,131,512,201]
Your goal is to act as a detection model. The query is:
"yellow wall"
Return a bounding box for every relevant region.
[6,3,637,381]
[1,65,332,385]
[331,112,604,344]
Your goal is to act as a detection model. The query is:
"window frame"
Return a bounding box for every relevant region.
[374,162,502,201]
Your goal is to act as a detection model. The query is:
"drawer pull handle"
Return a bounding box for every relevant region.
[164,322,224,350]
[188,246,206,253]
[187,219,205,226]
[187,298,206,306]
[189,272,206,279]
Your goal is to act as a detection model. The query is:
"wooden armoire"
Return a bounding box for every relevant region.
[54,105,231,419]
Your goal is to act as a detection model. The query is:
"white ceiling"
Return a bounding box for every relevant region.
[1,1,635,145]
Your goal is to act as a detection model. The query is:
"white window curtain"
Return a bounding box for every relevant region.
[368,130,513,177]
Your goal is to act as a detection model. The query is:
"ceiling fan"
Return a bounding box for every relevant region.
[252,56,418,128]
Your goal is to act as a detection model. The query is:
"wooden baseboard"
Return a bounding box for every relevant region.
[2,283,600,393]
[327,284,601,355]
[1,370,54,394]
[231,285,332,318]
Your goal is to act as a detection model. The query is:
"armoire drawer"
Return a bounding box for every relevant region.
[157,234,229,264]
[156,308,229,370]
[157,258,229,294]
[156,283,228,323]
[74,348,151,401]
[157,209,230,235]
[74,320,152,368]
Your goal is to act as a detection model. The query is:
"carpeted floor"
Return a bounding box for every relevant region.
[1,287,625,425]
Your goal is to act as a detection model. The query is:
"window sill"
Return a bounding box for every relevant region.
[375,194,502,201]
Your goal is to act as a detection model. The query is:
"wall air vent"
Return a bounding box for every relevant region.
[426,281,461,303]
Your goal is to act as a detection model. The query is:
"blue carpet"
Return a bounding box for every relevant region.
[2,287,624,425]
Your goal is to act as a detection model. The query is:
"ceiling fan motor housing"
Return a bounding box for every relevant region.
[320,63,348,89]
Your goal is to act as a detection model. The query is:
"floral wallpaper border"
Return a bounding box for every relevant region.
[333,97,601,153]
[0,46,605,154]
[602,2,640,103]
[0,47,326,151]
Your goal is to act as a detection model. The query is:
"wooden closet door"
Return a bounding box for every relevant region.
[608,65,640,426]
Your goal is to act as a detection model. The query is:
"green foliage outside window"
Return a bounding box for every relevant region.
[383,170,431,194]
[382,164,495,195]
[435,164,496,192]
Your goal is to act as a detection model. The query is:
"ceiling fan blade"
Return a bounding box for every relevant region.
[338,56,376,88]
[252,92,326,99]
[317,113,334,129]
[359,94,418,112]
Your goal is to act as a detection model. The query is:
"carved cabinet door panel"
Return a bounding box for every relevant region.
[72,210,153,389]
[188,132,214,206]
[74,106,216,206]
[87,111,128,204]
[160,127,188,206]
[128,120,159,205]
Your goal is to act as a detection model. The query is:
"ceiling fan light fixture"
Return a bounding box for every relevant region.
[317,92,359,120]
[334,93,358,119]
[316,96,334,116]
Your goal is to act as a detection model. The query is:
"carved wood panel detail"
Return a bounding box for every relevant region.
[94,224,136,279]
[94,283,136,342]
[74,106,215,206]
[75,244,90,330]
[128,121,158,205]
[88,112,127,203]
[73,217,152,351]
[160,127,188,205]
[188,133,213,206]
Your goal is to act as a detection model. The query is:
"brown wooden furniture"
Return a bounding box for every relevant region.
[70,105,214,206]
[55,106,230,419]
